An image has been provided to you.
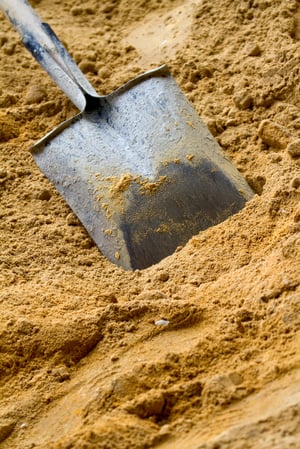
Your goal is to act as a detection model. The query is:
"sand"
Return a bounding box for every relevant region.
[0,0,299,448]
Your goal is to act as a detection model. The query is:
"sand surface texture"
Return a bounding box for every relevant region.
[0,0,300,448]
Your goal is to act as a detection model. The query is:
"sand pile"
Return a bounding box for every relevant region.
[0,0,299,448]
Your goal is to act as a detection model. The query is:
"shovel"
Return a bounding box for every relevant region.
[1,0,254,270]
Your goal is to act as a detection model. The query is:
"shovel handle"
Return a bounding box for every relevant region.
[0,0,99,110]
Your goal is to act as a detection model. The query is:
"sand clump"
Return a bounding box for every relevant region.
[0,0,300,448]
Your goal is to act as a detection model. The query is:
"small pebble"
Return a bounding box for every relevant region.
[223,84,234,95]
[155,319,170,326]
[158,424,171,436]
[268,152,282,163]
[71,6,83,16]
[244,42,261,56]
[184,81,195,92]
[36,189,51,201]
[24,85,47,105]
[53,366,70,382]
[287,139,300,157]
[291,177,300,188]
[258,119,293,149]
[17,319,35,335]
[157,271,169,282]
[125,389,165,419]
[99,292,118,303]
[228,372,244,385]
[3,44,15,56]
[111,354,119,362]
[66,212,80,226]
[233,90,253,110]
[245,175,266,195]
[79,60,97,74]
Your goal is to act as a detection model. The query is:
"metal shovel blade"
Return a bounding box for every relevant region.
[32,65,253,270]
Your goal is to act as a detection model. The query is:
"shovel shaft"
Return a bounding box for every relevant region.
[0,0,99,110]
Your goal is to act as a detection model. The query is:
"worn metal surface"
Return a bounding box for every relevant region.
[32,70,253,269]
[1,0,254,270]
